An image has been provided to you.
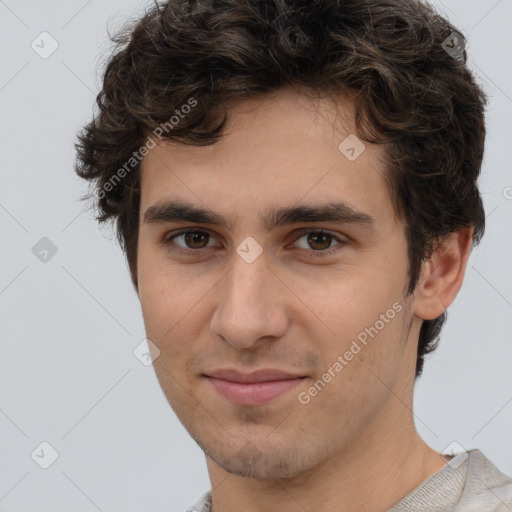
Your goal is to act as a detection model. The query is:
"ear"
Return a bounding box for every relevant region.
[413,227,473,321]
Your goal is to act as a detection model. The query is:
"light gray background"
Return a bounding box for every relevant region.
[1,0,511,511]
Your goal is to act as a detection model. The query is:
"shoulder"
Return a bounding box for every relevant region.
[185,490,212,512]
[455,450,512,511]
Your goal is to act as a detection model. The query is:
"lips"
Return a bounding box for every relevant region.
[206,368,305,383]
[204,368,306,406]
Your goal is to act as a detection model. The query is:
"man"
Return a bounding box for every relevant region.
[74,0,512,510]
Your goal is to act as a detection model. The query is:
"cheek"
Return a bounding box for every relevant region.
[137,252,183,345]
[137,255,214,358]
[295,268,408,384]
[138,266,200,399]
[293,261,403,334]
[301,302,408,426]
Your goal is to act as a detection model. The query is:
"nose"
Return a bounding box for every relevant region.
[210,246,289,350]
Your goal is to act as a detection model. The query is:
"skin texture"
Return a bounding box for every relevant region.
[136,88,473,512]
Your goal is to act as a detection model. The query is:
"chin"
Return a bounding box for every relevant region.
[201,437,311,480]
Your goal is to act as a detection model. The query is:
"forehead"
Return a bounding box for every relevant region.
[139,88,395,228]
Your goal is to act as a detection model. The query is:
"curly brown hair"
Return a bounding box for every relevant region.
[74,0,487,378]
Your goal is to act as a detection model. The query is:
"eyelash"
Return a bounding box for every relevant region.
[163,229,347,258]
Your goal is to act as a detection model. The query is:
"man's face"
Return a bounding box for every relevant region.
[137,89,420,479]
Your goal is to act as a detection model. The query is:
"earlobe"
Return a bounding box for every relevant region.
[413,227,473,321]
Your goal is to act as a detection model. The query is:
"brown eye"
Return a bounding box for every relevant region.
[165,230,216,251]
[183,231,210,249]
[293,230,342,252]
[306,232,333,251]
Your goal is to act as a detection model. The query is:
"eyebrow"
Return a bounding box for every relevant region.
[142,199,376,232]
